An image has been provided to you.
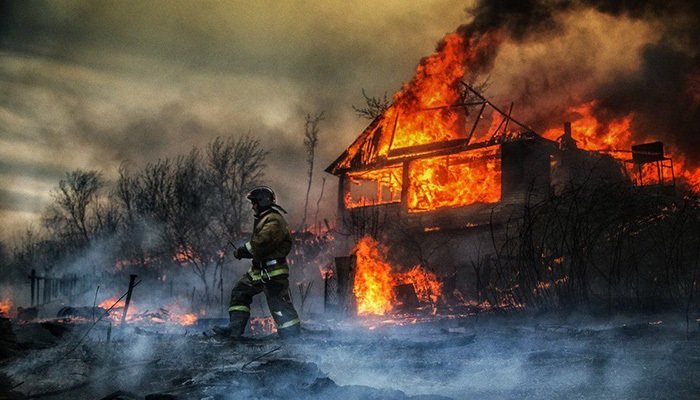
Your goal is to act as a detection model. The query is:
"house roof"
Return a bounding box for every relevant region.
[325,87,550,176]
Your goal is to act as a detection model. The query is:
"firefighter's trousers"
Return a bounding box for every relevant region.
[228,266,300,338]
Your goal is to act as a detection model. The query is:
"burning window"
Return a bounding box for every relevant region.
[345,166,403,208]
[407,145,501,212]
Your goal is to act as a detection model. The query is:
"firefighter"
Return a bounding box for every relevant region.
[213,186,301,339]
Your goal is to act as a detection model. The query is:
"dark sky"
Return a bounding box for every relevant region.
[1,0,692,240]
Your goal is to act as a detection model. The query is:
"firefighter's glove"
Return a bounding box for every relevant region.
[234,245,253,260]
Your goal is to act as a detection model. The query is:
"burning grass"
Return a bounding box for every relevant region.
[97,296,197,326]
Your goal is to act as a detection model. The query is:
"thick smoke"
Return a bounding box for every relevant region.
[454,0,700,164]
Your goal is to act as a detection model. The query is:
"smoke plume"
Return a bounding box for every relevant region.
[448,0,700,164]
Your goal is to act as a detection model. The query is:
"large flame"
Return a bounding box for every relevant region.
[375,32,501,155]
[407,146,501,212]
[381,33,467,152]
[353,236,442,316]
[353,237,395,315]
[543,102,700,190]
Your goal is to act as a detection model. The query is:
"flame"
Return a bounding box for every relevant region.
[374,32,501,155]
[381,34,467,152]
[408,146,501,212]
[345,166,403,208]
[352,236,442,316]
[396,266,442,305]
[97,297,197,326]
[98,296,122,310]
[173,313,197,325]
[98,296,140,323]
[0,298,13,317]
[353,237,395,315]
[543,102,636,151]
[164,302,198,326]
[249,316,277,335]
[543,101,700,191]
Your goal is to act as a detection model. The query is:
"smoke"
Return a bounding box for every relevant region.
[451,0,700,164]
[305,313,689,399]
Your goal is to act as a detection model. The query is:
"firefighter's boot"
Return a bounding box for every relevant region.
[277,321,301,339]
[212,310,248,340]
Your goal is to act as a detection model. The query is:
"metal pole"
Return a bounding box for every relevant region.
[120,274,138,327]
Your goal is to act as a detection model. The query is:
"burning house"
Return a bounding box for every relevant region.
[323,33,683,317]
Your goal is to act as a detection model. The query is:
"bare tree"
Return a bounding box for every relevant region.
[44,170,104,248]
[301,112,325,231]
[352,89,390,120]
[206,135,268,239]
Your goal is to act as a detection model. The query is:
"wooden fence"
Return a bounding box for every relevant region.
[28,269,91,306]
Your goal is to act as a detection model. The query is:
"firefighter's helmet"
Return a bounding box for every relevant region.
[246,186,276,208]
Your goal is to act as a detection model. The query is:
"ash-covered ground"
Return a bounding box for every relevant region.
[2,311,700,400]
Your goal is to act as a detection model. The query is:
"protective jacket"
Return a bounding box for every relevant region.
[244,207,292,261]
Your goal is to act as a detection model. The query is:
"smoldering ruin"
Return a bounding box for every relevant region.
[3,0,700,399]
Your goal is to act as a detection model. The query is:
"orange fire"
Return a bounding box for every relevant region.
[249,316,277,335]
[353,237,395,315]
[543,102,700,191]
[97,297,197,326]
[375,32,501,155]
[542,102,638,151]
[380,33,467,152]
[174,247,195,263]
[98,296,139,322]
[165,302,198,326]
[345,166,403,208]
[0,298,13,317]
[396,266,442,306]
[408,146,501,212]
[353,236,442,316]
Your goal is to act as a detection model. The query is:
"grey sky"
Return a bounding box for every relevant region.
[0,0,468,239]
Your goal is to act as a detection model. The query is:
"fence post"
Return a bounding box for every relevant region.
[42,277,48,305]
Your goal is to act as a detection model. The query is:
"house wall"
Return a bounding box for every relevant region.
[331,139,556,302]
